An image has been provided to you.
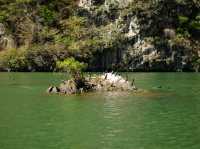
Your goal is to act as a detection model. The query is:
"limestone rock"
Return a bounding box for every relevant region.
[0,36,15,50]
[126,17,140,38]
[0,23,16,50]
[47,72,137,95]
[163,28,176,39]
[0,23,5,36]
[78,0,93,10]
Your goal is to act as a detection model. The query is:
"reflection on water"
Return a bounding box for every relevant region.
[102,97,123,146]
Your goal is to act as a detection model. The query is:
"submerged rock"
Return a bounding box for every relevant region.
[47,72,137,95]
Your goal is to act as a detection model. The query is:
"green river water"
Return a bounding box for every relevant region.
[0,73,200,149]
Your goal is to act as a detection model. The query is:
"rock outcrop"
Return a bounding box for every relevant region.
[78,0,93,10]
[0,23,15,51]
[47,72,137,95]
[78,0,200,72]
[0,0,199,72]
[0,23,5,36]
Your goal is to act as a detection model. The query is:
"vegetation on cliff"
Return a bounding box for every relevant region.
[0,0,199,72]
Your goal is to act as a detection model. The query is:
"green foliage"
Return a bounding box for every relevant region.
[176,28,191,38]
[0,11,8,22]
[190,21,200,30]
[16,0,33,3]
[196,15,200,21]
[196,59,200,64]
[37,26,59,43]
[0,44,70,72]
[39,6,57,25]
[176,0,200,6]
[175,0,187,5]
[58,16,93,58]
[60,16,87,39]
[177,14,200,35]
[188,14,200,31]
[0,48,27,71]
[192,57,200,72]
[178,15,189,24]
[57,16,88,49]
[25,45,61,71]
[54,35,74,46]
[56,57,87,74]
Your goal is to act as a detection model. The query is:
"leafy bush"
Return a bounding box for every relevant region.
[25,45,57,71]
[0,48,27,71]
[25,44,69,71]
[56,57,87,74]
[0,44,70,72]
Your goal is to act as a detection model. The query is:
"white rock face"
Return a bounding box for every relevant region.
[198,51,200,57]
[136,40,159,63]
[0,36,15,50]
[143,50,159,63]
[104,0,133,10]
[134,39,154,52]
[0,23,5,36]
[163,28,176,39]
[78,0,93,10]
[124,38,159,67]
[79,0,133,10]
[126,17,140,38]
[0,24,16,50]
[100,72,134,90]
[101,73,123,84]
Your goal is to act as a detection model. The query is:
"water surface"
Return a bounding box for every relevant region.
[0,73,200,149]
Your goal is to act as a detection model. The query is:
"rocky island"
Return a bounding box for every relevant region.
[47,72,137,95]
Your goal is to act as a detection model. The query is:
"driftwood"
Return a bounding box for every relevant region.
[47,72,137,95]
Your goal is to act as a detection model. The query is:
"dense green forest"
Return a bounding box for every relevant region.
[0,0,199,72]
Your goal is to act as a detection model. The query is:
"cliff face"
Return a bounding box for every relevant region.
[0,0,199,72]
[78,0,200,72]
